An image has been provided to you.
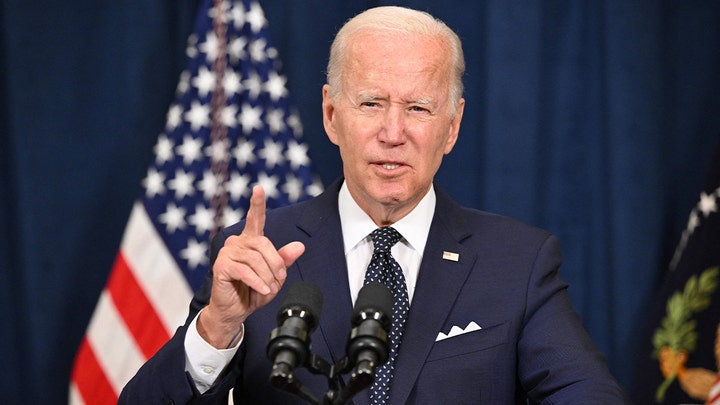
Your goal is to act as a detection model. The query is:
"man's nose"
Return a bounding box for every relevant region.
[378,108,407,145]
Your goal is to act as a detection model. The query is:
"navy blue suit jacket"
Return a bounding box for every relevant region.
[119,179,627,404]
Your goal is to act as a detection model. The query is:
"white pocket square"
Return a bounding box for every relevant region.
[435,321,482,342]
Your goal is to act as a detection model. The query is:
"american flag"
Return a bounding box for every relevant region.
[69,0,322,403]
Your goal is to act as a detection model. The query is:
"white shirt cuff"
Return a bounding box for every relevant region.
[184,309,243,394]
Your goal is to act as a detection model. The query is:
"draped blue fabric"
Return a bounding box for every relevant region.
[2,1,720,403]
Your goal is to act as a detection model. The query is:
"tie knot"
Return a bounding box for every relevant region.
[370,227,402,253]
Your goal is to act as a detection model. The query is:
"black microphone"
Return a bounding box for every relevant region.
[344,282,393,394]
[267,281,323,389]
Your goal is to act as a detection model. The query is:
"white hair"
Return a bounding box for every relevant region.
[326,6,465,115]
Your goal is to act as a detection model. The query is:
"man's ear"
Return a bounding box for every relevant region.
[322,84,339,146]
[444,98,465,154]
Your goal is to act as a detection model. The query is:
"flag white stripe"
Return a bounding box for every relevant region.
[122,202,194,333]
[68,382,86,405]
[86,290,146,395]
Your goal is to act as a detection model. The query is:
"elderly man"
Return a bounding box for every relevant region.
[120,6,627,404]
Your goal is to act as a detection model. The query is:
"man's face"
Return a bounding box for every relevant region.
[322,31,464,224]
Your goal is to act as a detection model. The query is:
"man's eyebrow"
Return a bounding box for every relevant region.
[357,92,383,102]
[354,93,436,106]
[410,97,434,105]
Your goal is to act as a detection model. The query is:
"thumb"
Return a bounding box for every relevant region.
[278,241,305,268]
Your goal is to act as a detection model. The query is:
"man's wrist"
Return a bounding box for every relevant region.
[185,310,242,394]
[197,307,245,349]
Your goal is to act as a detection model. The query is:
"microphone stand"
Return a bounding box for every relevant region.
[268,282,391,404]
[270,352,376,405]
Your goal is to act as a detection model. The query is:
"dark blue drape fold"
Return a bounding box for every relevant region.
[2,1,720,402]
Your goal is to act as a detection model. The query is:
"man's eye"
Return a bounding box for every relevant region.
[362,102,379,108]
[409,106,429,112]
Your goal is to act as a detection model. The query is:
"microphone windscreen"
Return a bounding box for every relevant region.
[354,282,393,318]
[281,281,323,318]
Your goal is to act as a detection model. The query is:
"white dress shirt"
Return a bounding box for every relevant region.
[338,182,435,305]
[184,181,436,392]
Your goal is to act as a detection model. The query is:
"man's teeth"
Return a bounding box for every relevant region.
[381,163,400,169]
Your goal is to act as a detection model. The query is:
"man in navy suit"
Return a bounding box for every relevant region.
[120,6,627,404]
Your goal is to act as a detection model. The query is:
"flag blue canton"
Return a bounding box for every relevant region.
[141,0,322,291]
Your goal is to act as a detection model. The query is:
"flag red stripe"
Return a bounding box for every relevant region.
[107,252,171,359]
[709,376,720,405]
[72,337,117,404]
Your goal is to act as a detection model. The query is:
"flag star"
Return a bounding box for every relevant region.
[176,70,191,95]
[239,103,264,134]
[180,238,209,269]
[227,172,251,201]
[246,2,267,33]
[166,104,184,131]
[158,202,187,233]
[223,206,243,227]
[249,38,268,63]
[153,135,174,164]
[197,169,220,201]
[207,0,230,24]
[142,168,166,198]
[199,31,220,63]
[243,71,263,100]
[228,36,248,63]
[265,108,286,134]
[257,173,280,199]
[186,34,199,58]
[221,104,239,128]
[259,138,284,169]
[188,204,215,235]
[286,140,310,170]
[185,101,211,131]
[282,174,303,202]
[287,112,303,137]
[192,66,216,98]
[698,191,717,217]
[168,169,196,199]
[264,71,288,101]
[223,70,243,98]
[205,138,231,164]
[307,179,324,197]
[230,1,247,30]
[177,135,205,165]
[232,139,256,167]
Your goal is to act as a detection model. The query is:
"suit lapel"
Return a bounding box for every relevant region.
[389,188,477,405]
[292,180,358,391]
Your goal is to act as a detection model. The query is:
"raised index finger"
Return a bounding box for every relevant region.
[243,185,266,236]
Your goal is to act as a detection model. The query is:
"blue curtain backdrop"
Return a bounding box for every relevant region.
[2,1,720,403]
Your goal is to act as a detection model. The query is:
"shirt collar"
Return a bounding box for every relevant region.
[338,181,436,255]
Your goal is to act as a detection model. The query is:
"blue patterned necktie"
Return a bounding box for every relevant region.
[364,226,410,405]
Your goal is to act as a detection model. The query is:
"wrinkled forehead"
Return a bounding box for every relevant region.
[346,29,448,56]
[338,38,452,112]
[343,31,451,76]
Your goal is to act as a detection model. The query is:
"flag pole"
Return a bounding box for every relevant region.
[210,0,229,238]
